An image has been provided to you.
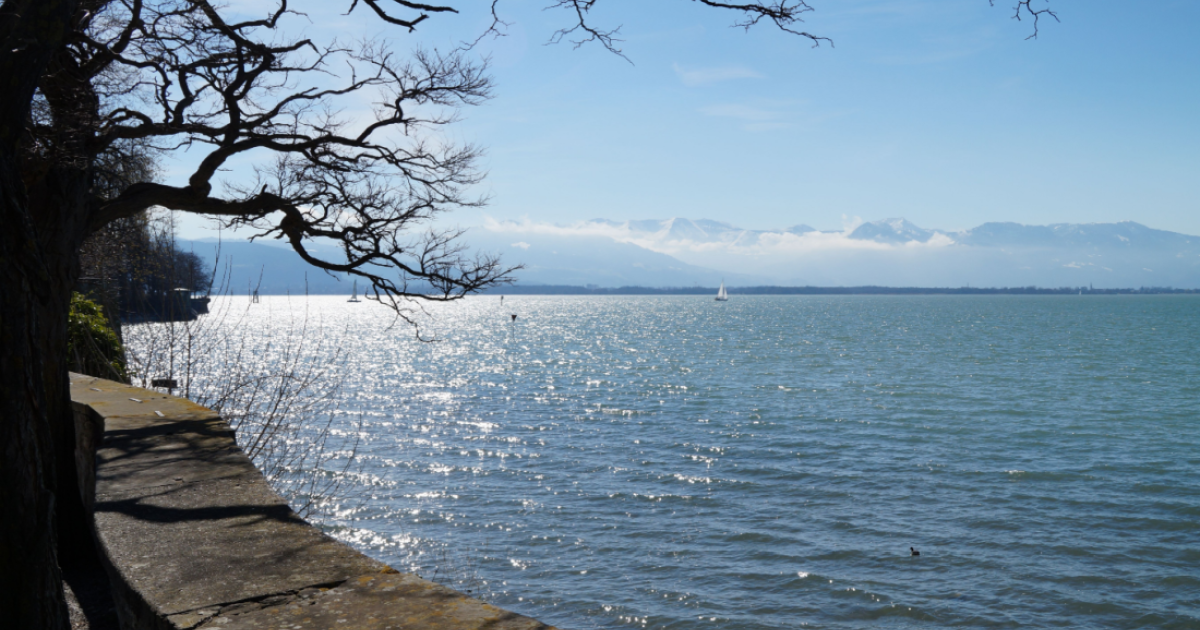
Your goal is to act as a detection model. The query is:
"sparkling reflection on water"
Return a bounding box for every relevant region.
[164,295,1200,629]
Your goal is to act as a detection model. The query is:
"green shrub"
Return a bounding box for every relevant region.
[68,292,127,381]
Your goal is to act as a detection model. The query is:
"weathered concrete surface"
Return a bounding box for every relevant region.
[70,374,557,630]
[173,573,549,630]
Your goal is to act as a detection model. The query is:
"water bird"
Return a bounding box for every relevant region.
[910,547,920,556]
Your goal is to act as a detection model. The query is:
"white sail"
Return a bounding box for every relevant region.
[716,281,728,301]
[348,279,361,303]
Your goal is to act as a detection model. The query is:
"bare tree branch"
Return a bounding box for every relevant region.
[457,0,509,53]
[544,0,630,61]
[347,0,457,32]
[992,0,1059,40]
[694,0,829,46]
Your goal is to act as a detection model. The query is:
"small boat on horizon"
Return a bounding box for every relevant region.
[348,279,361,303]
[715,281,728,302]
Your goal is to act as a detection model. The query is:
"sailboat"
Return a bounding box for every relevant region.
[348,279,361,303]
[715,281,728,302]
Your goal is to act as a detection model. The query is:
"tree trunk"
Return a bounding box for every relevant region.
[0,153,71,630]
[27,112,101,573]
[0,1,82,627]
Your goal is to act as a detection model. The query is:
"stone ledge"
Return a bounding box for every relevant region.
[70,374,557,630]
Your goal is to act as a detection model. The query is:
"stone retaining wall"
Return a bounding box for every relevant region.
[70,374,556,630]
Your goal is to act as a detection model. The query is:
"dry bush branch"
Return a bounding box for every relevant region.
[122,252,360,520]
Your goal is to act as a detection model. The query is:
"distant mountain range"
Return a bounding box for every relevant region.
[849,218,1196,250]
[185,218,1200,293]
[182,239,352,295]
[486,217,1200,288]
[575,216,1198,251]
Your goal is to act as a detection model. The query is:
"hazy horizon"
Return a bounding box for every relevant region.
[180,214,1200,291]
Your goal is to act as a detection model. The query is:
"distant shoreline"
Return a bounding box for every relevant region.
[481,285,1200,296]
[224,285,1200,297]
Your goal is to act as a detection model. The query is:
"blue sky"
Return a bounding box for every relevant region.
[176,0,1200,239]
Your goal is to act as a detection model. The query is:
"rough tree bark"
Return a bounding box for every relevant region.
[31,0,112,577]
[0,1,82,627]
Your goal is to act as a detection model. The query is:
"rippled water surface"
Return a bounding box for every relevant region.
[181,295,1200,628]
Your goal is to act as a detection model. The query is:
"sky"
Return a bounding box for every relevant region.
[174,0,1200,240]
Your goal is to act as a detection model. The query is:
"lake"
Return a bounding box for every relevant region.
[128,295,1200,629]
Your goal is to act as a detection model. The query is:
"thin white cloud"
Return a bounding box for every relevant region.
[484,216,956,258]
[672,63,764,87]
[511,241,531,250]
[916,232,957,248]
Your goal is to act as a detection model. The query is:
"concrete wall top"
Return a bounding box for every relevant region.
[70,374,557,630]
